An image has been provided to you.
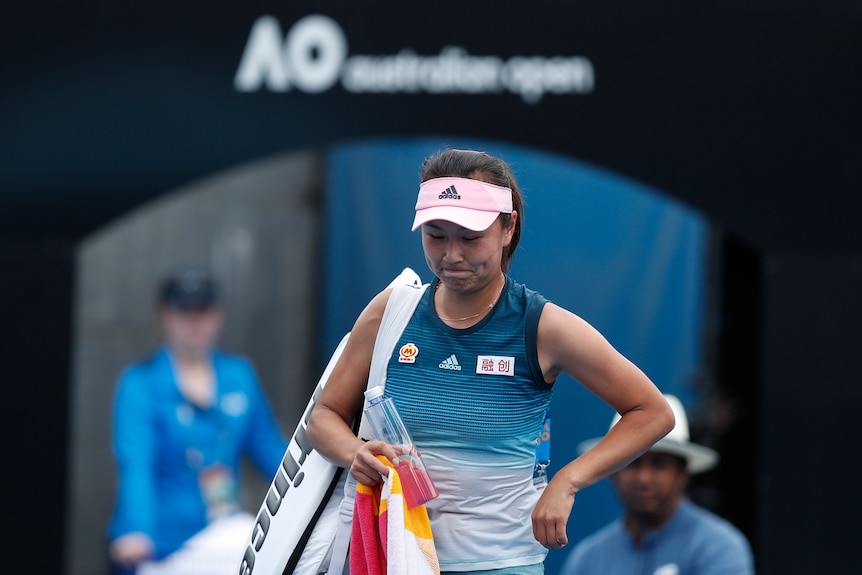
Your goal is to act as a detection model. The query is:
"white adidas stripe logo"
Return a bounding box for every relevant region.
[438,354,462,371]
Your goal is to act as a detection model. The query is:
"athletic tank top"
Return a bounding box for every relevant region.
[384,275,554,571]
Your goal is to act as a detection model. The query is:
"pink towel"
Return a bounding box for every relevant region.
[350,456,439,575]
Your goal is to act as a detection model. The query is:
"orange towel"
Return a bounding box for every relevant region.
[350,456,439,575]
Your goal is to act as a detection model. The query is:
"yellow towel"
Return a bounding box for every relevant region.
[350,456,439,575]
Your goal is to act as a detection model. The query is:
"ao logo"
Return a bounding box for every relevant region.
[235,14,595,104]
[234,15,346,93]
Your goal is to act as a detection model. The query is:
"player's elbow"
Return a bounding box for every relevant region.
[656,397,676,439]
[305,407,325,450]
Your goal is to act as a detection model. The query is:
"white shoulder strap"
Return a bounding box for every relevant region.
[327,268,428,575]
[367,268,427,410]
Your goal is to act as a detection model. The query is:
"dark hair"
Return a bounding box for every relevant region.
[419,148,523,273]
[158,265,220,311]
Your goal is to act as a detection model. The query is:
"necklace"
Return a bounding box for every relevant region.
[435,276,504,322]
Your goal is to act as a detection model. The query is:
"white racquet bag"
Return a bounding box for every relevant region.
[236,268,427,575]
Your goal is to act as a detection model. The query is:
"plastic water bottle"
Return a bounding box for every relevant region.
[363,385,439,508]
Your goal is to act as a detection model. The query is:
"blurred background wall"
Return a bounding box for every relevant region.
[66,150,322,574]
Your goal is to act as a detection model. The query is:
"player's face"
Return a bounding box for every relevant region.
[161,308,223,358]
[611,451,688,527]
[420,214,515,293]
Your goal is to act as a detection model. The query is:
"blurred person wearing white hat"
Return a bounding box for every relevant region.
[561,395,754,575]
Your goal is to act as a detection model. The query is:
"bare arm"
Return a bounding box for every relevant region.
[306,289,399,486]
[531,303,674,548]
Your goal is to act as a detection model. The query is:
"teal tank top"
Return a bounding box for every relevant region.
[384,275,553,468]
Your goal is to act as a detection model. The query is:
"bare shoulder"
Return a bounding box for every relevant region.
[536,302,619,380]
[351,288,393,338]
[538,302,605,342]
[333,286,396,369]
[315,288,394,418]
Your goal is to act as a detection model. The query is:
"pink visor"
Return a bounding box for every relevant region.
[412,177,513,232]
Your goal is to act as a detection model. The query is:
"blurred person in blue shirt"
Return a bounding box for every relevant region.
[107,265,287,574]
[561,395,754,575]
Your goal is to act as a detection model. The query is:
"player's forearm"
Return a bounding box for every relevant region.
[307,407,363,469]
[557,402,674,493]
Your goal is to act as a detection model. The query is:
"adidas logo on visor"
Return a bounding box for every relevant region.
[438,185,461,200]
[438,354,462,371]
